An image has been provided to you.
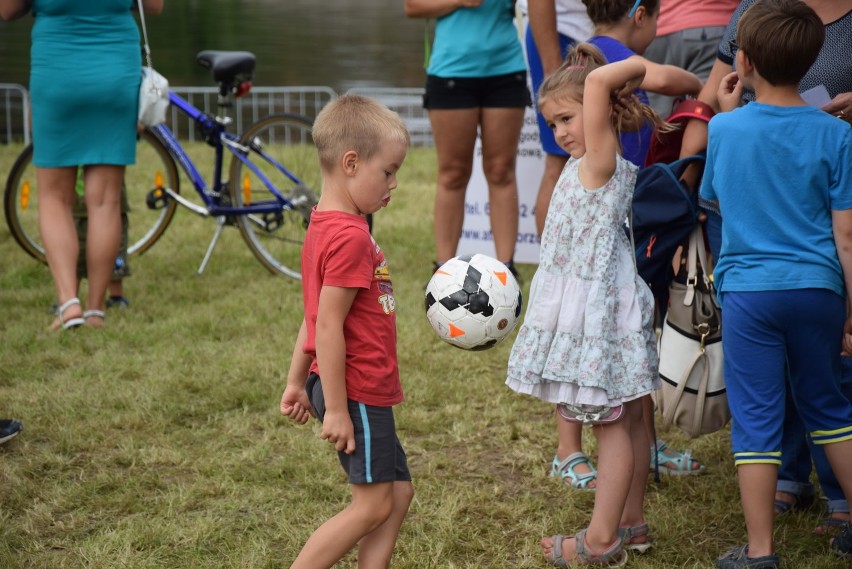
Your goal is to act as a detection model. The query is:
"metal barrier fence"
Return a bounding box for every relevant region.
[0,84,433,147]
[0,83,30,146]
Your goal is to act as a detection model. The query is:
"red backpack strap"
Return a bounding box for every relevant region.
[644,99,716,167]
[667,99,715,123]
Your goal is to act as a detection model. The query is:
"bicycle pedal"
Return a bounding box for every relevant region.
[145,187,169,210]
[262,211,284,232]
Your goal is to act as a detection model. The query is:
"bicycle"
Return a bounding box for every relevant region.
[4,50,320,280]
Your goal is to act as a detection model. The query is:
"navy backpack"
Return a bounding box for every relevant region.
[630,153,705,308]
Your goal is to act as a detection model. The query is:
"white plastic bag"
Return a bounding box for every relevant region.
[138,66,169,127]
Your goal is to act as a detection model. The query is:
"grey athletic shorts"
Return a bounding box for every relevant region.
[306,373,411,485]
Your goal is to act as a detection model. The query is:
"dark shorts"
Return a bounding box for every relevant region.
[306,373,411,485]
[423,71,532,110]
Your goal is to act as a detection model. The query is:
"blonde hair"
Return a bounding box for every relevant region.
[538,43,674,137]
[312,94,410,172]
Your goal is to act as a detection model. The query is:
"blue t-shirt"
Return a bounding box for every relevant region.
[589,35,652,168]
[699,103,852,300]
[427,0,527,78]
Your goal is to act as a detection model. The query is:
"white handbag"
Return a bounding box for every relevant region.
[654,225,730,438]
[137,2,169,127]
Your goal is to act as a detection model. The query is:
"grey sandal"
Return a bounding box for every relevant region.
[545,529,627,567]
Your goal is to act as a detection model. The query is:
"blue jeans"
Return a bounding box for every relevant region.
[777,357,852,514]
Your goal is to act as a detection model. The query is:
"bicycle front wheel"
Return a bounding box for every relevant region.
[3,129,180,263]
[230,113,320,279]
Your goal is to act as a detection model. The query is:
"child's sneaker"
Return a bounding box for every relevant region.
[106,296,130,309]
[0,419,23,445]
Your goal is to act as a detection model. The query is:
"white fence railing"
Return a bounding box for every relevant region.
[0,85,433,147]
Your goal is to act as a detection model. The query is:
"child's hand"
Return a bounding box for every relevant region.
[320,410,356,454]
[717,71,743,113]
[280,385,314,424]
[844,317,852,355]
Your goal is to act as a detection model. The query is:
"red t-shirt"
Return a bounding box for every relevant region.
[301,209,402,407]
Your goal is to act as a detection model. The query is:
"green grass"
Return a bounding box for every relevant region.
[0,145,843,568]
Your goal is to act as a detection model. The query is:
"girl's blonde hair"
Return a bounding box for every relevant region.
[537,43,674,138]
[312,94,410,172]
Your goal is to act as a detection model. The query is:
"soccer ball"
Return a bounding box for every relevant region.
[424,254,523,351]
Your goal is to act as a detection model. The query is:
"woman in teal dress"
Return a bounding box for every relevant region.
[0,0,164,330]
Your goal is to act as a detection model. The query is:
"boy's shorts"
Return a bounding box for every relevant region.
[306,373,411,485]
[723,289,852,466]
[423,71,531,110]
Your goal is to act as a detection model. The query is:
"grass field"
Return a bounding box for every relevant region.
[0,144,844,568]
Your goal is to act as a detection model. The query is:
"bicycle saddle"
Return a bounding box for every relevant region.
[196,50,256,85]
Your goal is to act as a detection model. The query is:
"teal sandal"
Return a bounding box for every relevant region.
[650,439,705,475]
[619,522,653,553]
[546,529,627,567]
[550,451,597,491]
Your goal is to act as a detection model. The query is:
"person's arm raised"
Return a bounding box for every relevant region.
[581,59,646,188]
[632,56,702,98]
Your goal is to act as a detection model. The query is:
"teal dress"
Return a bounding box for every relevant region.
[30,0,140,167]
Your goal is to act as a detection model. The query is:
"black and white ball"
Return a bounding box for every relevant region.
[424,254,523,351]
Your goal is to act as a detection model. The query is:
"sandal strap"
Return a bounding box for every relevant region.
[551,534,566,566]
[58,297,81,315]
[58,297,85,329]
[575,529,626,566]
[553,452,597,489]
[84,310,106,320]
[652,439,702,472]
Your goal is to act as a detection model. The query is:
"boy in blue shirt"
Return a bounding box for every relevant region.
[699,1,852,566]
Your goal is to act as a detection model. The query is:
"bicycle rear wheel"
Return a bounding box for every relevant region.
[3,129,180,263]
[230,113,320,279]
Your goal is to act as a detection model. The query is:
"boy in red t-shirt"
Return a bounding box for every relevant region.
[280,93,412,569]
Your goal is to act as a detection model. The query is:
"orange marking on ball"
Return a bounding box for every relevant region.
[449,323,465,337]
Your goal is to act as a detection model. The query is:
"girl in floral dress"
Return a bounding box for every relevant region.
[505,43,671,566]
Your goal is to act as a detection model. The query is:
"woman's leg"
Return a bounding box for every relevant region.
[37,166,83,322]
[83,165,124,321]
[428,108,480,264]
[479,107,524,265]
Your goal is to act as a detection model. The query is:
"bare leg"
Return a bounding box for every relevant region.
[542,399,641,562]
[737,463,777,558]
[37,167,83,323]
[357,481,414,569]
[428,108,479,264]
[556,410,596,490]
[83,165,124,324]
[622,399,650,529]
[290,482,396,569]
[535,153,569,236]
[479,107,524,264]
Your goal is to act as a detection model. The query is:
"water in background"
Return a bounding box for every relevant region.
[0,0,427,94]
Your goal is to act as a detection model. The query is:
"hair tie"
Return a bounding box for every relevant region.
[562,65,586,71]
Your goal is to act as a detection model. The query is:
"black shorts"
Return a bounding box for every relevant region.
[423,71,532,110]
[306,373,411,485]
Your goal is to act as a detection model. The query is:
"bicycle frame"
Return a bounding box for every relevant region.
[150,91,303,218]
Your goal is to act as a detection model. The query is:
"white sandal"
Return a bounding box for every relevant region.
[56,298,85,330]
[83,309,106,328]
